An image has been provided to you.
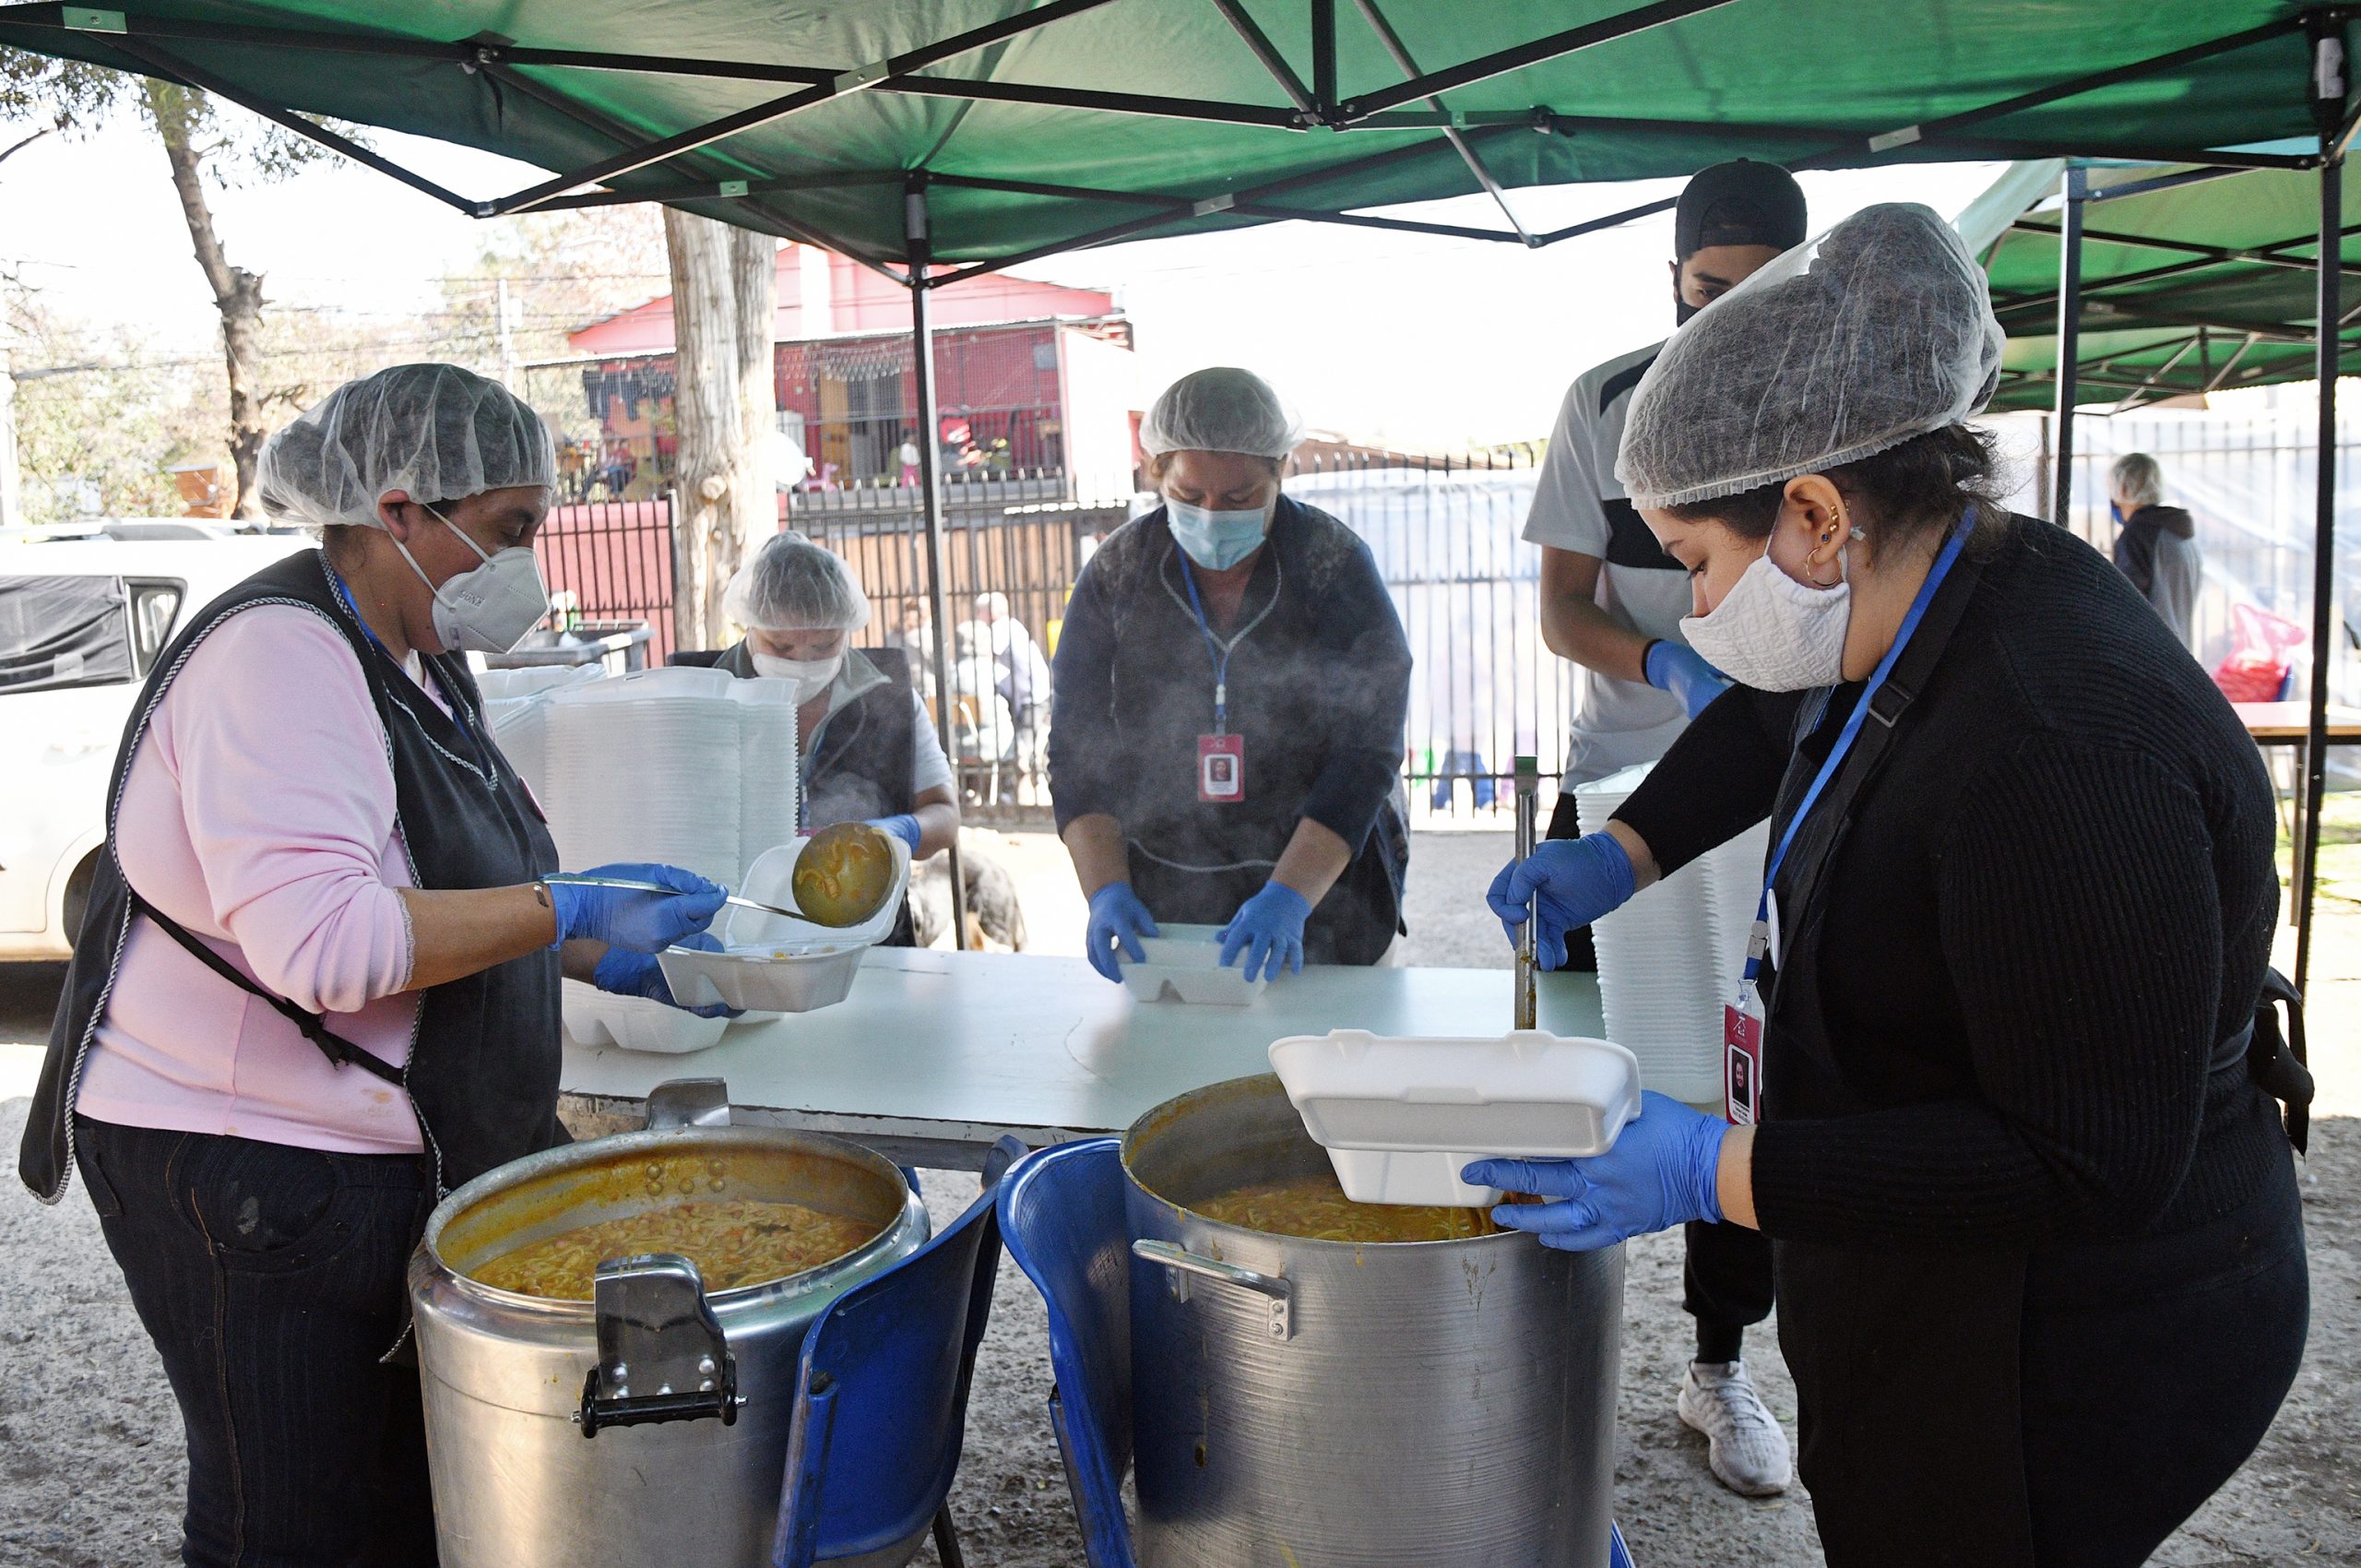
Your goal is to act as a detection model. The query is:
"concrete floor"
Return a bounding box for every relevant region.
[2,830,2355,1565]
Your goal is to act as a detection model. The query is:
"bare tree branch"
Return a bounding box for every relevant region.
[0,126,49,170]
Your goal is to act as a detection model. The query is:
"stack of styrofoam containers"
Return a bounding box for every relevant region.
[734,680,801,873]
[1572,762,1771,1104]
[540,665,799,890]
[481,663,607,806]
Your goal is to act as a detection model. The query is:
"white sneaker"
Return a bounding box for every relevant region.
[1678,1360,1793,1497]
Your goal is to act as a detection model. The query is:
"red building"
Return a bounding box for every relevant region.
[561,244,1138,497]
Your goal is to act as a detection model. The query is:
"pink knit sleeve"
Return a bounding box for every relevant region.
[157,607,417,1013]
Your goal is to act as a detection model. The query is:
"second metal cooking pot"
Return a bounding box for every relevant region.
[1123,1074,1623,1568]
[408,1079,929,1568]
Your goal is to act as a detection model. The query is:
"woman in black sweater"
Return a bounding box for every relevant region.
[1474,205,2308,1566]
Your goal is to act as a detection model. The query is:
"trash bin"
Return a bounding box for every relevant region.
[485,619,654,675]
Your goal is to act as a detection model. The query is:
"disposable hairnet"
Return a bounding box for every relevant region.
[1616,203,2004,509]
[255,363,555,530]
[1138,367,1303,459]
[722,529,872,633]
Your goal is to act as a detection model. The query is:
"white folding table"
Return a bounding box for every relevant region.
[560,947,1607,1169]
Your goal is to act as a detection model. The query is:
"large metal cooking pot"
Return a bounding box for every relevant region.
[408,1079,929,1568]
[1123,1074,1623,1568]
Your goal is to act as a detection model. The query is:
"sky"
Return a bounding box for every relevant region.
[0,103,2008,449]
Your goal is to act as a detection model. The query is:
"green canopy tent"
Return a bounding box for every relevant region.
[1983,160,2361,417]
[3,0,2355,968]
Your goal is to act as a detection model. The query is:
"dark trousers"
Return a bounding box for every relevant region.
[1548,792,1774,1360]
[74,1115,439,1568]
[2018,1153,2308,1566]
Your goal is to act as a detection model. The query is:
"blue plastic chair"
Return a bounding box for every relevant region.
[995,1137,1137,1568]
[772,1135,1025,1568]
[997,1137,1640,1568]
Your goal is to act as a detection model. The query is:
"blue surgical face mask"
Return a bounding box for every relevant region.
[1167,496,1273,571]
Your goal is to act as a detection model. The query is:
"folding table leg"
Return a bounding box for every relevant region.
[931,1504,967,1568]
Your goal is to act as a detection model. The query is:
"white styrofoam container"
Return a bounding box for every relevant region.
[654,833,912,1015]
[1124,922,1267,1004]
[560,978,730,1054]
[1267,1028,1643,1207]
[730,835,912,950]
[658,940,863,1014]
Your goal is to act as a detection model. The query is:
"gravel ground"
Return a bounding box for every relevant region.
[4,829,2356,1565]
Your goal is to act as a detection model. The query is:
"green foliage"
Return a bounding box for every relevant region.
[6,279,216,526]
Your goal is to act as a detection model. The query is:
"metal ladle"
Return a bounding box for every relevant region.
[543,873,810,926]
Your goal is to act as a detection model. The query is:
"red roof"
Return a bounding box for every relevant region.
[568,243,1116,356]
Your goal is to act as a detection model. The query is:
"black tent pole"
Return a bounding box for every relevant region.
[2297,19,2348,992]
[906,176,970,947]
[2051,163,2087,527]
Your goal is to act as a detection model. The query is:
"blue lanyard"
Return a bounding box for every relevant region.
[1176,555,1233,735]
[326,560,481,751]
[1743,511,1975,981]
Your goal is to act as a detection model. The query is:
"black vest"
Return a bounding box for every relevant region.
[19,551,564,1203]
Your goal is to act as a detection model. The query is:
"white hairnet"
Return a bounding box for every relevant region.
[1138,367,1303,459]
[1616,203,2004,509]
[255,363,555,530]
[722,529,872,633]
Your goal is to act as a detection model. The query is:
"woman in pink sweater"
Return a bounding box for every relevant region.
[19,364,728,1568]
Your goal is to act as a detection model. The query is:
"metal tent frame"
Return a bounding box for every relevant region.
[3,0,2355,968]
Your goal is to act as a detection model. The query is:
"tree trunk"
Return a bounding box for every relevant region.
[146,82,267,519]
[730,228,778,567]
[664,208,742,649]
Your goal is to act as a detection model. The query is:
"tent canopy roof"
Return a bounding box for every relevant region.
[1,1,2355,277]
[1983,158,2361,410]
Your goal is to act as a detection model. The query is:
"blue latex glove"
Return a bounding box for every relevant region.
[1463,1091,1727,1251]
[1086,882,1159,982]
[1643,638,1731,720]
[550,862,728,953]
[1485,834,1636,971]
[867,814,923,853]
[1219,882,1311,983]
[591,934,739,1018]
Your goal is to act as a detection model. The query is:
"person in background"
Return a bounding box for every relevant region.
[1050,367,1411,984]
[19,363,728,1564]
[898,436,922,488]
[682,530,960,946]
[2110,452,2201,650]
[975,590,1054,771]
[1482,204,2307,1568]
[1520,156,1808,1498]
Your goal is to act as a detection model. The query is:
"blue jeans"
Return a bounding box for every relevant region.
[74,1116,438,1568]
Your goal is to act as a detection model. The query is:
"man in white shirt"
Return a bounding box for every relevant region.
[1524,158,1806,1499]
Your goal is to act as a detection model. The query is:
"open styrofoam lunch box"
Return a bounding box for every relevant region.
[560,978,730,1055]
[657,833,911,1015]
[1124,921,1267,1004]
[1267,1028,1643,1206]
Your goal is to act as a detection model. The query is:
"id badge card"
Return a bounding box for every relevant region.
[1197,733,1245,802]
[1723,985,1764,1126]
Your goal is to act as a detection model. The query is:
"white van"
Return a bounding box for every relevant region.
[1,532,310,958]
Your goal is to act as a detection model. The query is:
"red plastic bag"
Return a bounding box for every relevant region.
[2212,604,2308,704]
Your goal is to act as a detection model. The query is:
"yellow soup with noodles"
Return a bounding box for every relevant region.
[470,1198,884,1300]
[1191,1173,1499,1243]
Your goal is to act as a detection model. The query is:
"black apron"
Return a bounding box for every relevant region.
[697,641,921,946]
[1751,551,2312,1565]
[19,550,564,1206]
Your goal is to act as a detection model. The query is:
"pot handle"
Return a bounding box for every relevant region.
[646,1077,731,1131]
[1132,1239,1293,1341]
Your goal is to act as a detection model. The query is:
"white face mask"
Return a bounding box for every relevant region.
[752,648,843,702]
[390,502,550,655]
[1679,531,1859,692]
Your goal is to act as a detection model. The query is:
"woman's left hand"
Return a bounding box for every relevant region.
[1463,1091,1727,1250]
[591,935,740,1018]
[1218,882,1311,981]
